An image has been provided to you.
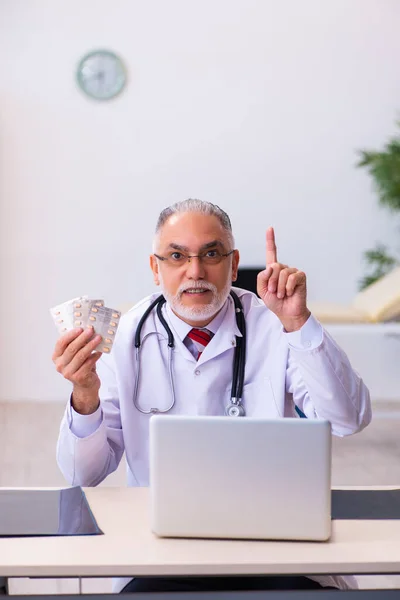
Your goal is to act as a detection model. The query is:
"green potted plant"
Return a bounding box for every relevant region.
[357,125,400,289]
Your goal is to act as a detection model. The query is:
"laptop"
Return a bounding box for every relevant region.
[149,415,331,541]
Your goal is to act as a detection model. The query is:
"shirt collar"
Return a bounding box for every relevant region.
[165,296,230,343]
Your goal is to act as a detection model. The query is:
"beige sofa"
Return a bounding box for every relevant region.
[307,267,400,401]
[308,267,400,324]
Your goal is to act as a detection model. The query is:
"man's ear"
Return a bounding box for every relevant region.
[150,255,160,286]
[231,249,240,282]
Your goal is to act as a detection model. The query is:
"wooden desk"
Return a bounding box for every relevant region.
[0,487,400,578]
[9,593,400,600]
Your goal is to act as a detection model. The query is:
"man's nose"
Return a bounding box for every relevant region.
[185,256,205,279]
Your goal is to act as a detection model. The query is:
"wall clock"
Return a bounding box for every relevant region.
[76,50,126,101]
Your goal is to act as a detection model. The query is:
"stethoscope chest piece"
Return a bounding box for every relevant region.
[225,402,245,417]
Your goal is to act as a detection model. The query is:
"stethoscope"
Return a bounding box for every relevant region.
[133,290,246,417]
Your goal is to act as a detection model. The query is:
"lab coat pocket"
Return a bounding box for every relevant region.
[229,378,281,418]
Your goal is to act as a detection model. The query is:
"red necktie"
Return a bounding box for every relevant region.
[187,328,213,360]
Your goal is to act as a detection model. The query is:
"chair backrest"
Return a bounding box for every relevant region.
[235,267,262,295]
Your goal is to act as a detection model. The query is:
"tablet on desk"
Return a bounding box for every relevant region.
[0,487,102,537]
[149,416,331,542]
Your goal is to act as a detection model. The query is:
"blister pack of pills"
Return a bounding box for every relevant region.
[50,296,121,354]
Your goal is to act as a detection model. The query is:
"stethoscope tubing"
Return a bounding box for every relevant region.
[133,291,245,416]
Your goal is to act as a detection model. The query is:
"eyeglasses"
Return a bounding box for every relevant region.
[154,249,235,267]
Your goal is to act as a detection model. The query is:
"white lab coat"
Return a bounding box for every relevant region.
[56,287,371,591]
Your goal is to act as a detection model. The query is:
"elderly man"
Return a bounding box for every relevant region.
[54,199,371,593]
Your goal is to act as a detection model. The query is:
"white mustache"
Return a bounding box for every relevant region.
[178,281,216,296]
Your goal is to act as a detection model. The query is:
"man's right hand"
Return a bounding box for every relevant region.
[52,327,103,415]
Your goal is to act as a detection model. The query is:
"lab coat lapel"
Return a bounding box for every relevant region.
[173,333,197,362]
[198,297,243,364]
[161,305,197,363]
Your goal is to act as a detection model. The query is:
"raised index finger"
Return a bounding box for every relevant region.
[266,227,277,265]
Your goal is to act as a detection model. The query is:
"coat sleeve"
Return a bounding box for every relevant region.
[56,354,125,486]
[285,318,372,436]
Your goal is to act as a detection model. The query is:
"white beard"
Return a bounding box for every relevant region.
[159,276,232,323]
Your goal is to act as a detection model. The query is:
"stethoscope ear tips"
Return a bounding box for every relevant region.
[225,403,245,417]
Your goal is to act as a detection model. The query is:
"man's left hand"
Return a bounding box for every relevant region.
[257,227,310,332]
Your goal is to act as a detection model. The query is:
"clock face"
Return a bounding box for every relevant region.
[76,50,126,100]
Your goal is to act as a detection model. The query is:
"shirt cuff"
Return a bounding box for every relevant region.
[69,402,103,438]
[285,313,323,350]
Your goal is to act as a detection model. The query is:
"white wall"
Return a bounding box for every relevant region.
[0,0,399,401]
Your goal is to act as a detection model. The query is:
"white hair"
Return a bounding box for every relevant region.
[153,198,234,250]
